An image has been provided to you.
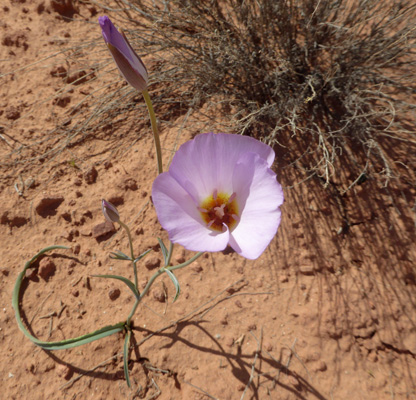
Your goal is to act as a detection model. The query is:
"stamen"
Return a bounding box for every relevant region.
[231,214,240,222]
[213,189,218,200]
[207,220,215,228]
[228,192,237,203]
[197,206,208,213]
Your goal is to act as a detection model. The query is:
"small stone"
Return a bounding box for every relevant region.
[25,268,37,280]
[56,364,72,380]
[50,65,67,78]
[38,258,56,280]
[191,264,203,273]
[50,0,79,18]
[5,106,20,120]
[152,288,165,302]
[123,177,138,191]
[265,343,273,352]
[236,266,244,274]
[103,160,112,169]
[92,221,116,239]
[72,244,81,255]
[300,283,307,290]
[108,288,120,301]
[35,195,64,217]
[144,256,160,270]
[83,166,98,184]
[299,265,315,276]
[235,300,243,308]
[175,251,186,264]
[71,289,79,297]
[247,324,257,331]
[280,275,289,283]
[107,195,124,206]
[140,279,148,289]
[315,361,327,372]
[1,268,10,276]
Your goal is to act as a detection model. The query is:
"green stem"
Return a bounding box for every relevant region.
[166,242,174,267]
[126,252,204,325]
[119,221,138,290]
[142,89,163,175]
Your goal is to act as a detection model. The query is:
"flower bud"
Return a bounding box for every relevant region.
[102,199,120,223]
[98,16,148,92]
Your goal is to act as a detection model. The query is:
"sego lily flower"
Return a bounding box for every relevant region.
[102,199,120,224]
[98,16,148,92]
[152,133,284,259]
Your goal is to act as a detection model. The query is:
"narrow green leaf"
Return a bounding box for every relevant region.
[109,250,132,261]
[164,268,180,303]
[133,248,151,264]
[157,238,169,266]
[123,330,132,388]
[91,274,139,299]
[12,245,125,350]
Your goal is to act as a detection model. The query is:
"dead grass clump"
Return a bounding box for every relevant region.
[111,0,415,189]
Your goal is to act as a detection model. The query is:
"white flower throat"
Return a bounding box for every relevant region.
[198,189,239,232]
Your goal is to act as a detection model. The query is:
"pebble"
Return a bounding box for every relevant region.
[83,166,97,184]
[56,364,72,380]
[108,288,121,301]
[92,221,116,239]
[314,360,327,372]
[144,256,160,270]
[152,288,165,302]
[38,258,56,280]
[299,265,315,276]
[72,244,81,255]
[191,264,203,273]
[35,195,64,217]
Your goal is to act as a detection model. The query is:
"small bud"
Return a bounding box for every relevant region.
[98,16,148,92]
[102,199,120,223]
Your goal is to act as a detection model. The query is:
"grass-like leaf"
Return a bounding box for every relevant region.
[164,268,180,303]
[157,238,169,266]
[12,246,125,350]
[123,329,132,388]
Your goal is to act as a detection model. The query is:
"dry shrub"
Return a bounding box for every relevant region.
[111,0,416,189]
[2,0,415,193]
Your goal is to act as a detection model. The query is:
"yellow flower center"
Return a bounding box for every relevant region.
[199,190,239,232]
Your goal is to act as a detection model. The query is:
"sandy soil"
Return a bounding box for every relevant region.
[1,1,415,399]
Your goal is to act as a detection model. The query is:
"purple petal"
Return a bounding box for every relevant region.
[229,153,284,259]
[99,16,131,59]
[98,16,148,91]
[102,199,120,223]
[169,133,275,201]
[152,172,230,252]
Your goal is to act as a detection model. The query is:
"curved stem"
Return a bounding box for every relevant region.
[142,89,163,175]
[126,252,204,325]
[119,221,138,289]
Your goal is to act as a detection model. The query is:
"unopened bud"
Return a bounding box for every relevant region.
[102,199,120,223]
[99,16,148,92]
